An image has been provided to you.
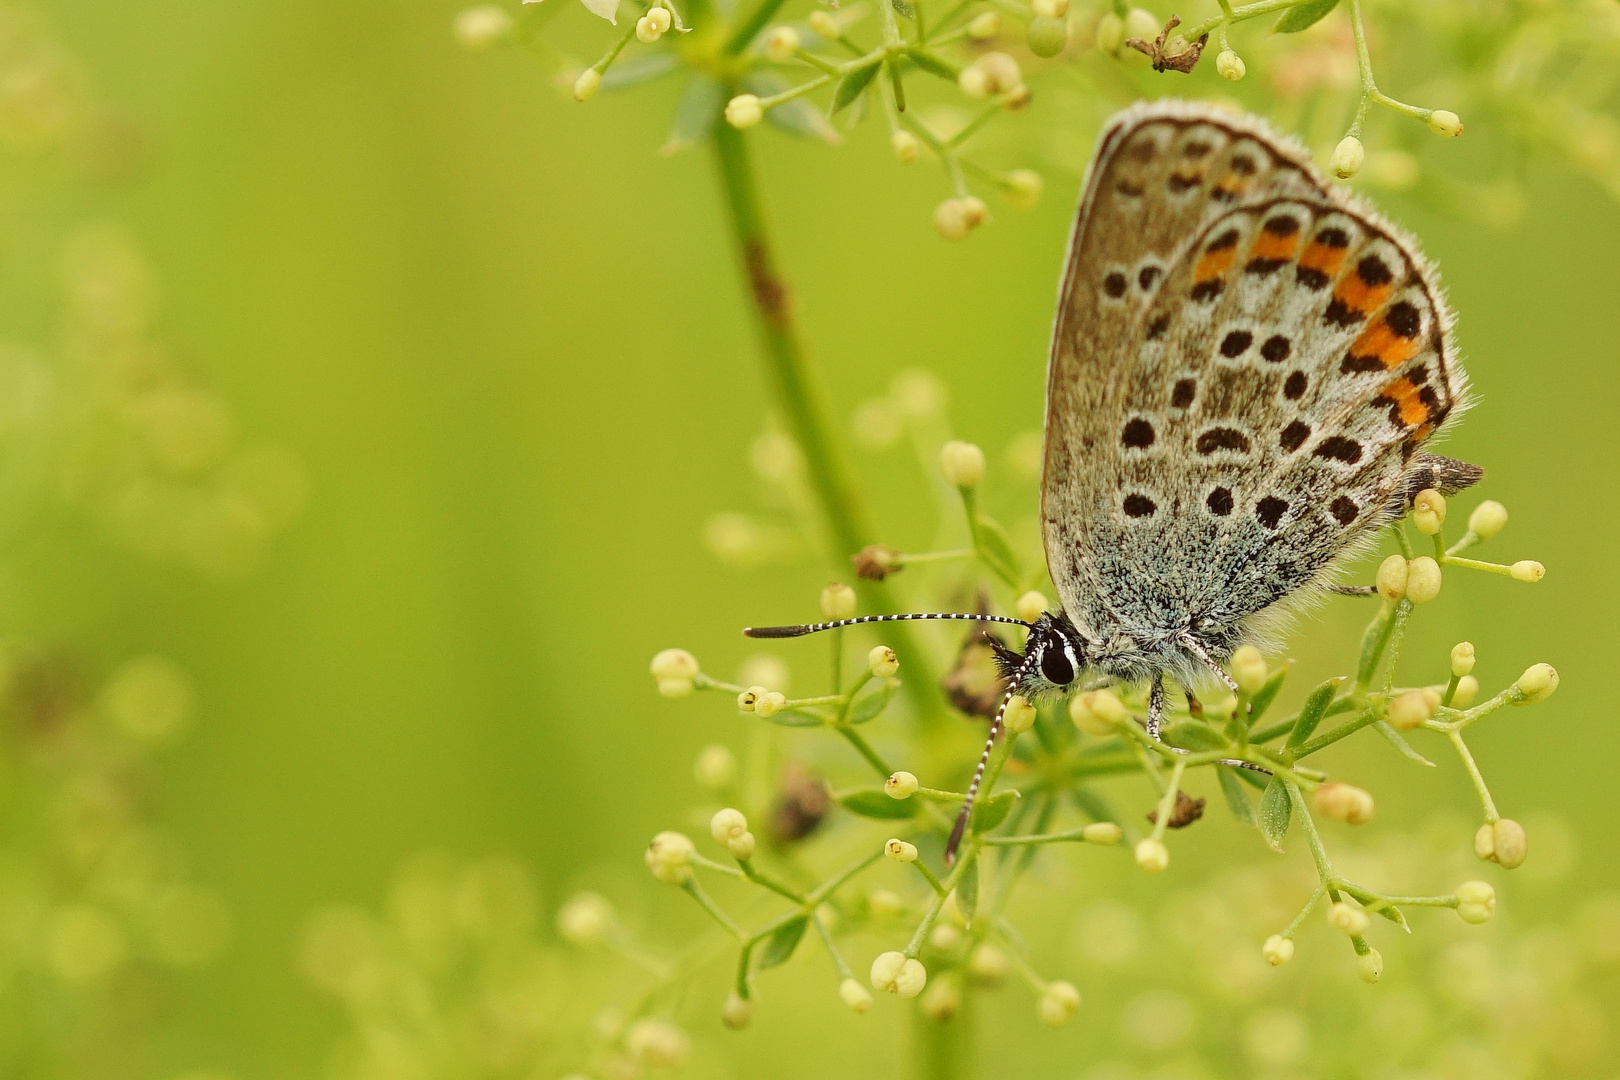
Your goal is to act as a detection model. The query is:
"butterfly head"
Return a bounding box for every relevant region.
[996,611,1088,697]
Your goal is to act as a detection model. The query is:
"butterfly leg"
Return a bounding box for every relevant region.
[1146,674,1165,739]
[1327,583,1378,596]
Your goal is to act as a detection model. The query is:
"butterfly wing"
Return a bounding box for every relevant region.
[1042,101,1467,669]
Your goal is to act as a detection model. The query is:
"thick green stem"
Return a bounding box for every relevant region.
[710,121,941,720]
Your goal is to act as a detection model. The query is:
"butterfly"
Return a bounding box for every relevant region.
[745,101,1482,860]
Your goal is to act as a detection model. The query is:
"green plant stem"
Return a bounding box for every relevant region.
[711,121,942,721]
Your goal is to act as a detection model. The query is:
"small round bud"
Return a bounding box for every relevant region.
[929,923,962,952]
[454,5,512,47]
[737,686,767,713]
[940,440,986,487]
[1514,663,1558,704]
[1016,590,1049,624]
[967,943,1009,985]
[1004,169,1043,210]
[934,198,974,240]
[694,744,736,790]
[869,645,899,678]
[1450,641,1476,678]
[968,11,1001,38]
[974,52,1022,95]
[636,14,663,43]
[1330,135,1365,180]
[754,690,788,718]
[1083,821,1122,845]
[1312,782,1376,826]
[885,771,919,800]
[1037,980,1081,1026]
[1262,934,1294,966]
[644,831,695,884]
[958,196,988,228]
[1123,7,1158,43]
[891,129,919,164]
[711,807,749,845]
[1468,500,1508,539]
[1492,818,1528,869]
[651,649,699,696]
[557,892,613,944]
[1135,837,1169,874]
[727,831,756,860]
[1070,688,1129,736]
[1412,488,1446,535]
[821,582,857,620]
[1456,880,1496,924]
[1405,556,1442,604]
[1094,11,1124,53]
[1510,560,1545,583]
[885,838,919,863]
[763,24,800,62]
[1452,675,1479,708]
[808,10,841,38]
[1230,645,1268,695]
[573,68,602,102]
[1427,109,1464,137]
[646,6,672,31]
[627,1018,689,1068]
[1376,554,1408,602]
[721,992,753,1029]
[868,889,905,918]
[1215,49,1245,80]
[1025,15,1068,57]
[957,65,990,99]
[839,976,873,1012]
[1328,901,1370,937]
[1387,689,1438,731]
[1031,0,1068,17]
[725,94,764,129]
[1357,947,1383,983]
[1473,821,1495,861]
[919,972,961,1020]
[870,951,927,998]
[1003,694,1036,734]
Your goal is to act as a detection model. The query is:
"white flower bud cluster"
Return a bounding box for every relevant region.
[940,440,986,486]
[738,685,788,717]
[1312,782,1376,825]
[957,52,1024,102]
[870,951,927,998]
[869,645,899,678]
[1328,901,1370,937]
[1003,694,1036,734]
[821,582,856,620]
[1474,818,1528,869]
[1456,880,1496,923]
[710,808,756,860]
[1374,553,1441,604]
[644,831,695,884]
[1262,934,1294,966]
[935,196,989,240]
[1134,837,1169,873]
[1387,687,1440,731]
[1036,980,1081,1026]
[1412,488,1446,535]
[1216,49,1245,80]
[635,5,672,43]
[884,838,919,863]
[885,771,919,799]
[650,648,700,698]
[1070,688,1129,736]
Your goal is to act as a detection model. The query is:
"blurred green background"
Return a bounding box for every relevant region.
[11,0,1620,1077]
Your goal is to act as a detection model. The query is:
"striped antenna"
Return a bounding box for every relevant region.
[945,649,1038,865]
[744,612,1031,639]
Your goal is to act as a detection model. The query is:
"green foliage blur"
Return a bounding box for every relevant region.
[0,0,1618,1078]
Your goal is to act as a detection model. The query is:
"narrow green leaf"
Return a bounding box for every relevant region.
[904,48,959,81]
[745,71,840,144]
[1160,719,1228,753]
[757,915,809,969]
[1259,777,1291,851]
[1273,0,1340,34]
[1218,766,1259,828]
[1373,720,1437,766]
[847,679,898,724]
[839,788,919,820]
[659,75,723,155]
[955,855,979,920]
[1285,678,1342,748]
[756,709,825,727]
[972,512,1021,585]
[830,62,880,115]
[1247,662,1291,722]
[602,52,681,91]
[972,789,1019,832]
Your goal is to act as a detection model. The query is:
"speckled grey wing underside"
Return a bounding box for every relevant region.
[1042,101,1466,654]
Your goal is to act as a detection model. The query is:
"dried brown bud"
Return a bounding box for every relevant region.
[1125,14,1208,74]
[767,762,830,843]
[942,631,1008,719]
[852,545,902,581]
[1146,790,1206,830]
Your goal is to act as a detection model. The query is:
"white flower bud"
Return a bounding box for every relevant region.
[1231,645,1268,694]
[1135,837,1169,873]
[1004,169,1043,209]
[1016,591,1049,624]
[1479,818,1527,869]
[1328,901,1370,937]
[573,68,602,102]
[1468,500,1508,539]
[868,645,899,678]
[968,52,1021,96]
[968,11,1001,38]
[1412,488,1446,535]
[455,5,513,47]
[940,440,986,487]
[1215,49,1245,80]
[1510,560,1545,583]
[808,9,841,38]
[557,892,613,944]
[1405,556,1442,604]
[1122,7,1158,43]
[1031,0,1067,17]
[1312,782,1375,826]
[1452,675,1479,708]
[839,976,874,1012]
[933,198,985,241]
[1083,822,1122,845]
[651,649,699,697]
[1330,135,1365,180]
[725,94,764,129]
[1456,880,1496,923]
[885,838,919,863]
[1025,15,1068,56]
[644,831,695,884]
[968,943,1010,984]
[1450,641,1476,678]
[1262,934,1294,966]
[868,889,905,918]
[818,581,857,620]
[711,807,749,845]
[957,64,991,99]
[727,831,756,860]
[1514,663,1558,704]
[722,992,753,1028]
[1037,980,1081,1026]
[1094,11,1124,53]
[1003,694,1036,734]
[636,14,663,42]
[929,923,962,952]
[891,129,919,164]
[1387,689,1438,731]
[626,1018,689,1067]
[1427,109,1464,137]
[1357,947,1383,983]
[647,6,671,30]
[870,951,927,998]
[753,690,788,718]
[919,972,961,1020]
[1376,553,1408,602]
[1070,689,1128,736]
[763,24,800,61]
[737,685,767,713]
[885,771,919,799]
[694,744,736,790]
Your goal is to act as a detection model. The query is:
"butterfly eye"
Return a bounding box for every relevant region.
[1040,647,1075,687]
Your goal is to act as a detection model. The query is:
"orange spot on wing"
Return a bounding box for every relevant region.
[1250,229,1299,263]
[1349,319,1422,371]
[1195,247,1236,283]
[1297,240,1347,280]
[1331,274,1394,322]
[1379,376,1431,428]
